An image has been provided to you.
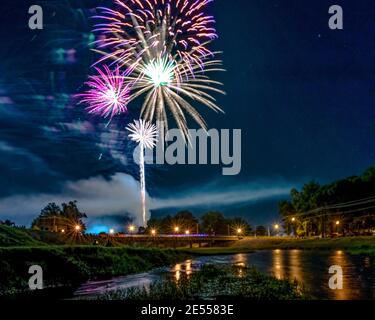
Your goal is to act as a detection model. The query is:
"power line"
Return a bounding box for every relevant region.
[292,195,375,218]
[295,205,375,220]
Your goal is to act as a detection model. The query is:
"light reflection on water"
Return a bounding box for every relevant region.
[74,250,374,300]
[230,249,374,300]
[174,263,181,281]
[173,259,193,282]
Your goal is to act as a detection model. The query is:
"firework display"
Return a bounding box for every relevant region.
[76,0,224,227]
[93,0,218,70]
[76,65,130,119]
[92,0,225,142]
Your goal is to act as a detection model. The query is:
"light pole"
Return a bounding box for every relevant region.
[237,228,242,239]
[290,217,296,237]
[274,224,280,236]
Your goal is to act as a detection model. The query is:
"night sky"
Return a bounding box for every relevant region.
[0,0,374,231]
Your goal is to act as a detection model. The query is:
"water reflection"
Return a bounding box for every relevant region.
[233,253,246,267]
[232,250,374,299]
[186,260,192,276]
[173,260,193,281]
[272,249,284,279]
[74,250,375,300]
[174,263,181,281]
[328,251,348,300]
[288,250,302,285]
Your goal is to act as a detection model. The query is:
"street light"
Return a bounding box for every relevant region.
[61,229,65,233]
[185,230,190,235]
[336,220,340,226]
[75,225,81,232]
[109,228,115,235]
[273,224,280,237]
[237,228,242,235]
[151,229,156,236]
[174,226,180,233]
[291,217,296,222]
[128,225,135,233]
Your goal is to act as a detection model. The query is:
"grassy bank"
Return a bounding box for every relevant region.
[0,246,189,298]
[181,236,375,255]
[0,225,45,247]
[89,265,308,300]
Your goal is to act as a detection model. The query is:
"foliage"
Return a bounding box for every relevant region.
[0,246,188,297]
[255,225,267,236]
[200,211,227,235]
[0,225,44,247]
[279,166,375,236]
[146,211,252,236]
[32,201,87,231]
[0,220,16,227]
[94,265,307,300]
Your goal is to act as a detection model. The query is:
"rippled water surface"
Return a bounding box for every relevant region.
[75,250,374,300]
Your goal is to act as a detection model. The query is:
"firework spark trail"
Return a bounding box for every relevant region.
[92,0,218,70]
[76,65,130,120]
[126,119,158,227]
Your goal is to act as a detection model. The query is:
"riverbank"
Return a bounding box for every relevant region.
[84,265,308,300]
[0,246,189,298]
[180,236,375,255]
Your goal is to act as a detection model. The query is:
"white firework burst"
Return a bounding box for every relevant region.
[126,119,158,149]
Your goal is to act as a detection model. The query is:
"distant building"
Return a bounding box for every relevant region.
[34,216,72,233]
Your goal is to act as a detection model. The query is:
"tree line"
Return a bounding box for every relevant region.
[279,166,375,237]
[145,211,253,236]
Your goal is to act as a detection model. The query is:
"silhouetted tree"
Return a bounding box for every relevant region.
[201,211,228,235]
[174,211,198,233]
[40,202,62,217]
[255,225,267,236]
[32,201,87,231]
[61,201,87,220]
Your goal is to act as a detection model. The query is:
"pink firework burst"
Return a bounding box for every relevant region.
[77,65,130,119]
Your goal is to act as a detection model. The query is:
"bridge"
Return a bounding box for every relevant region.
[96,234,242,248]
